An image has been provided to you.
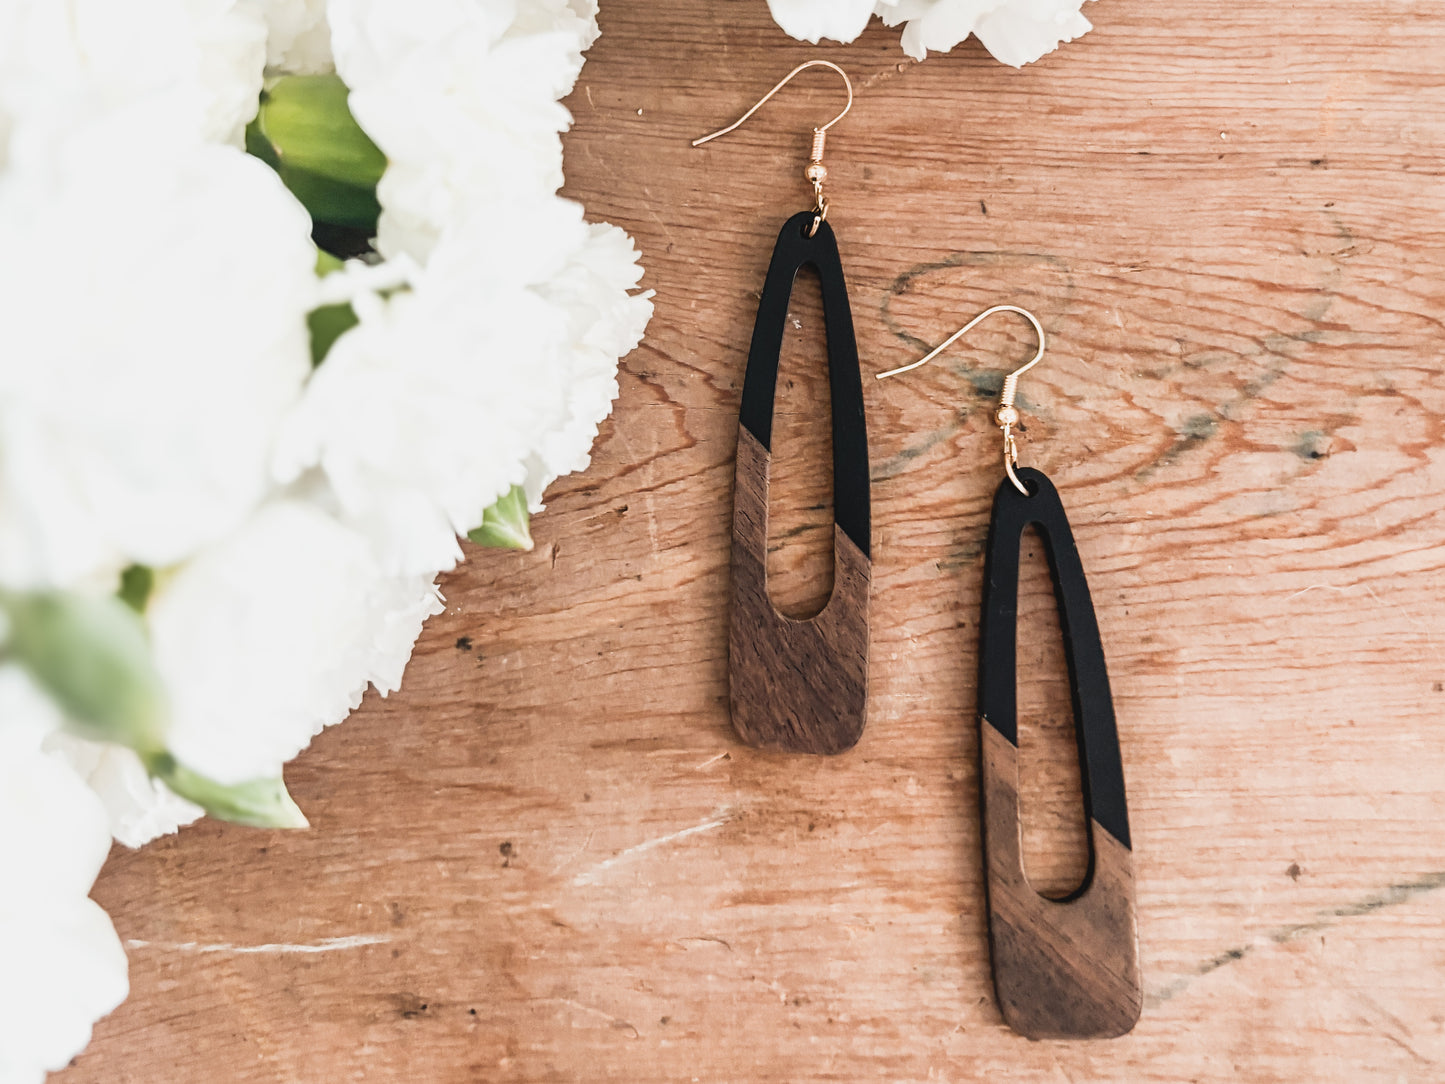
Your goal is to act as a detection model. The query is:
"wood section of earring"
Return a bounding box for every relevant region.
[731,429,869,753]
[977,467,1141,1038]
[728,212,871,755]
[981,723,1140,1038]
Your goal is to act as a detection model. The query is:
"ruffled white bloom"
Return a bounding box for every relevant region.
[253,0,335,74]
[284,0,651,571]
[276,200,651,574]
[329,0,598,261]
[766,0,1093,66]
[147,499,441,784]
[0,0,267,151]
[0,141,315,590]
[0,671,128,1084]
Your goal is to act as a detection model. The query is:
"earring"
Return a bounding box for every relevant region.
[694,62,871,756]
[878,306,1142,1038]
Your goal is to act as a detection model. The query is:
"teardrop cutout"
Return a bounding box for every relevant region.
[976,467,1141,1038]
[729,212,871,755]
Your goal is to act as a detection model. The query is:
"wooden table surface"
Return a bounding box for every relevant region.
[64,2,1445,1080]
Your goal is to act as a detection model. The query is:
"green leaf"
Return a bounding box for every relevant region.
[0,590,167,754]
[247,73,386,233]
[467,485,534,551]
[308,301,359,366]
[116,564,154,613]
[144,754,309,829]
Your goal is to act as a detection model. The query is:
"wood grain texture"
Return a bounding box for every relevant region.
[59,1,1445,1080]
[981,720,1142,1039]
[730,428,870,753]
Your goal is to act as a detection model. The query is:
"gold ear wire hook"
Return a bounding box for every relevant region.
[692,60,853,237]
[876,304,1047,495]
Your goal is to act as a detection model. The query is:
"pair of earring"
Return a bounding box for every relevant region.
[694,62,1142,1040]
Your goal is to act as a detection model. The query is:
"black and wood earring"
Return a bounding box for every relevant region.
[693,61,871,756]
[878,305,1142,1038]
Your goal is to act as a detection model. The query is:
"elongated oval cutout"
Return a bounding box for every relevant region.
[729,213,871,755]
[976,467,1141,1038]
[767,264,835,620]
[1015,524,1090,900]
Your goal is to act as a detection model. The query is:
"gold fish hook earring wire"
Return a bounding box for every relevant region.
[876,304,1046,495]
[692,59,854,237]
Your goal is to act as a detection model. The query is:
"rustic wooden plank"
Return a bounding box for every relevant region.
[61,1,1445,1080]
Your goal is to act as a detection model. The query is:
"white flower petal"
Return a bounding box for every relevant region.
[975,0,1092,67]
[364,575,445,696]
[766,0,877,43]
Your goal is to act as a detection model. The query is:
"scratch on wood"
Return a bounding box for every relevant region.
[124,935,390,955]
[572,809,732,885]
[1147,871,1445,1008]
[1286,582,1433,644]
[549,829,597,875]
[536,997,640,1039]
[1286,581,1385,605]
[1352,990,1436,1067]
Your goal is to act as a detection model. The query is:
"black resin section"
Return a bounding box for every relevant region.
[977,467,1131,850]
[736,212,870,558]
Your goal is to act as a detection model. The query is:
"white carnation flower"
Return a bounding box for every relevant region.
[0,0,267,149]
[0,141,315,590]
[0,700,128,1084]
[276,200,650,573]
[148,500,439,784]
